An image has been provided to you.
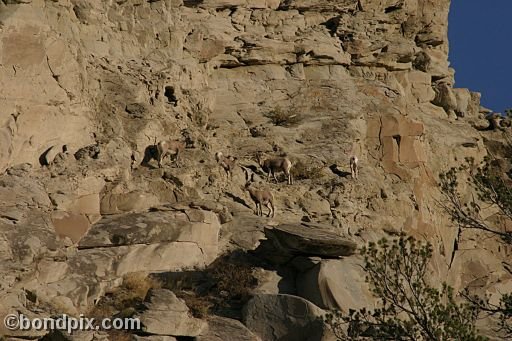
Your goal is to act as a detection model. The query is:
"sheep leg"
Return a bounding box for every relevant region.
[266,202,273,217]
[272,171,278,183]
[175,151,181,167]
[352,166,358,179]
[266,171,271,183]
[158,152,165,168]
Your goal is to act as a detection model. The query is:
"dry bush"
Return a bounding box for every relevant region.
[160,255,257,317]
[208,258,257,303]
[87,302,117,321]
[292,160,324,180]
[124,272,162,297]
[265,107,302,127]
[88,258,256,321]
[86,273,161,340]
[88,272,161,319]
[176,291,213,318]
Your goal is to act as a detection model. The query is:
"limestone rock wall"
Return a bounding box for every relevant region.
[0,0,508,340]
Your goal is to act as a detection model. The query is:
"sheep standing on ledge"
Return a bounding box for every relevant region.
[215,151,237,179]
[256,153,293,185]
[156,139,185,168]
[245,182,275,218]
[350,156,359,180]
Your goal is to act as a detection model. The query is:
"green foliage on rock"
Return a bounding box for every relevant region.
[439,160,512,244]
[439,153,512,337]
[325,236,485,340]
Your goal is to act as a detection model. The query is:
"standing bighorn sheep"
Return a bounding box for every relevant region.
[215,152,237,179]
[350,156,359,180]
[243,167,275,217]
[256,153,293,185]
[245,182,275,217]
[156,139,185,168]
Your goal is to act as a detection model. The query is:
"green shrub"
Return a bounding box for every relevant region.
[325,236,485,340]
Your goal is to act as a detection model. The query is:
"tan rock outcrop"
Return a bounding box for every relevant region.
[138,289,208,337]
[243,294,334,341]
[0,0,509,339]
[197,316,261,341]
[297,257,374,312]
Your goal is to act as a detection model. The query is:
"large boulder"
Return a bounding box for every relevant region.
[29,208,222,310]
[138,289,207,337]
[197,316,261,341]
[432,82,457,114]
[243,294,335,341]
[296,258,374,312]
[263,222,357,261]
[79,208,220,264]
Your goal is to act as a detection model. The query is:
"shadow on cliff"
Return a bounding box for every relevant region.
[154,248,295,320]
[329,164,351,178]
[140,144,159,168]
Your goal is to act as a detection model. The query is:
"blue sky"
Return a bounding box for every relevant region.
[448,1,511,113]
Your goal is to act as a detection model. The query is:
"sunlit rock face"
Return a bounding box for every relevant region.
[0,0,508,340]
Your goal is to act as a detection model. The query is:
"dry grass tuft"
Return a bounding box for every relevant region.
[88,272,161,320]
[122,272,162,299]
[265,107,302,127]
[176,291,213,318]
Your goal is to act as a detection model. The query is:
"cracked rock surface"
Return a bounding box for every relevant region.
[0,0,510,340]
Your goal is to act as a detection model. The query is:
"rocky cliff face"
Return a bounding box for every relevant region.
[0,0,509,340]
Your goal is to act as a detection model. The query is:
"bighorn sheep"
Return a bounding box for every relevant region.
[156,139,185,168]
[256,153,293,185]
[350,156,359,180]
[215,151,237,179]
[242,167,275,217]
[245,182,275,217]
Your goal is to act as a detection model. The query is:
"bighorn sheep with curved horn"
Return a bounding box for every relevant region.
[156,139,186,168]
[243,167,275,217]
[215,151,237,179]
[256,152,293,185]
